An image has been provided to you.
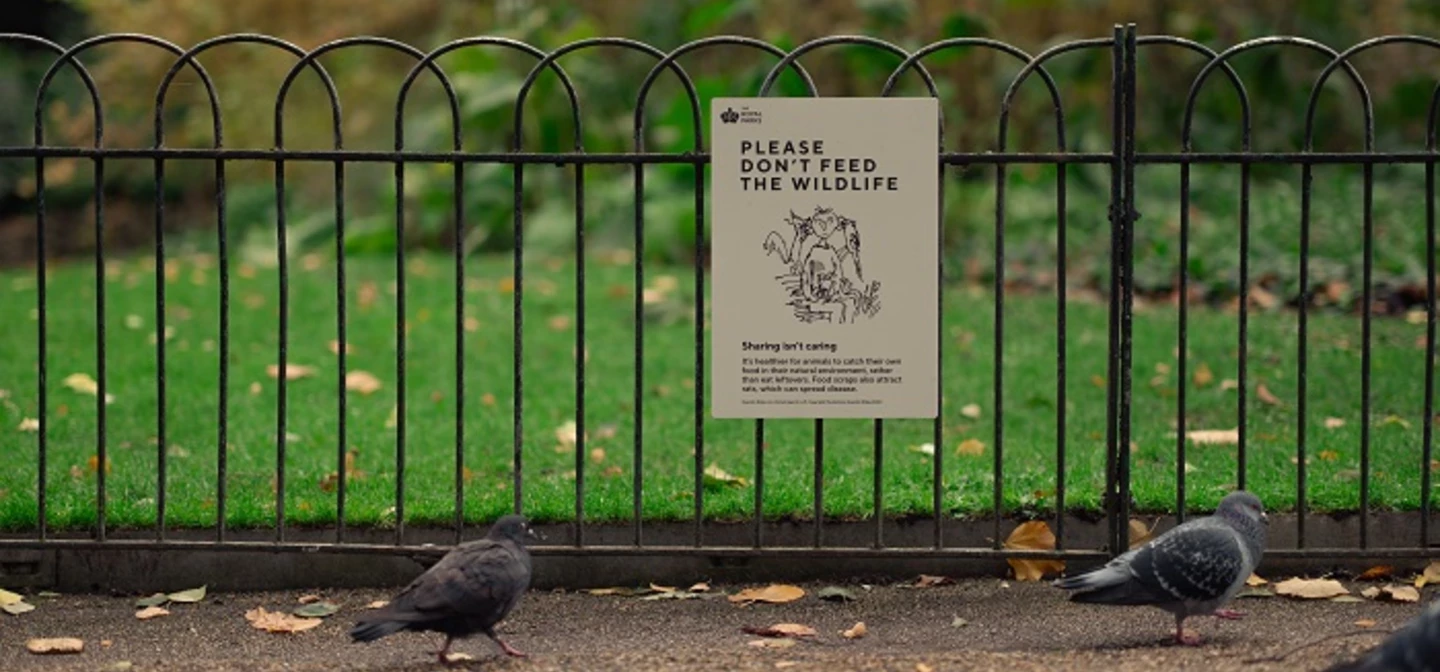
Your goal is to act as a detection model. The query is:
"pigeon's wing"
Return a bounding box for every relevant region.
[1126,523,1246,604]
[390,540,530,622]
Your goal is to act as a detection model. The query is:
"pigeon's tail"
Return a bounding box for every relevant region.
[349,617,408,643]
[1053,565,1157,606]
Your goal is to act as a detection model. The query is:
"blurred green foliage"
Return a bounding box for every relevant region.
[5,0,1440,297]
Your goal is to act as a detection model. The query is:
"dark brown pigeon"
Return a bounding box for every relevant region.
[350,515,538,664]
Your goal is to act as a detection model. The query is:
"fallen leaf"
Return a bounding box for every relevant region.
[1090,374,1106,388]
[344,371,382,395]
[26,638,82,654]
[1257,383,1283,407]
[365,600,388,609]
[63,372,99,395]
[742,623,817,638]
[1236,587,1274,599]
[641,590,704,601]
[1186,428,1239,445]
[909,443,935,456]
[1331,595,1365,603]
[951,616,969,627]
[555,420,578,448]
[1003,521,1065,581]
[1274,577,1349,599]
[1319,450,1340,462]
[1381,585,1420,603]
[3,601,36,615]
[1193,363,1214,387]
[1380,415,1412,429]
[704,463,749,489]
[86,455,111,475]
[134,593,168,608]
[729,585,805,605]
[590,448,606,464]
[842,622,867,639]
[1415,561,1440,588]
[297,594,321,604]
[548,315,571,330]
[689,582,710,593]
[1246,574,1268,587]
[956,438,985,456]
[961,403,981,419]
[1356,566,1394,581]
[18,417,39,432]
[293,601,341,618]
[1361,586,1382,599]
[249,382,262,395]
[266,364,315,381]
[1355,619,1378,628]
[135,606,169,620]
[775,662,800,669]
[912,574,953,588]
[1127,518,1159,549]
[917,664,935,672]
[245,606,322,633]
[481,393,496,406]
[817,586,858,602]
[167,586,207,603]
[748,639,797,649]
[1325,417,1346,429]
[327,340,353,355]
[0,588,23,605]
[443,652,475,663]
[1221,378,1239,391]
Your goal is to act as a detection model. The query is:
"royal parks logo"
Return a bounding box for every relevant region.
[720,106,761,124]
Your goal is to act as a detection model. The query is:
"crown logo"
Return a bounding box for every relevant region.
[720,107,739,124]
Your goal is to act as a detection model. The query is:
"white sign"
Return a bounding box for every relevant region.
[710,97,940,419]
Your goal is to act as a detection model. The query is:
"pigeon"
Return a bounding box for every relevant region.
[1052,490,1269,645]
[1325,595,1440,672]
[350,514,539,664]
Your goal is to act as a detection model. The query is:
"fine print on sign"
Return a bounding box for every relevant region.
[710,97,939,419]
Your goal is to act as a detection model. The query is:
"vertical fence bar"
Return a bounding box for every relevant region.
[34,130,47,542]
[813,419,824,548]
[632,158,644,547]
[873,420,883,548]
[753,420,764,548]
[93,147,107,542]
[335,148,348,544]
[1104,25,1125,554]
[452,155,464,544]
[215,145,229,543]
[512,161,525,515]
[153,150,167,540]
[575,162,587,546]
[394,148,408,545]
[1425,148,1436,548]
[1360,160,1374,549]
[1297,161,1312,547]
[1116,24,1138,547]
[693,159,706,548]
[933,156,945,551]
[993,139,1007,550]
[1055,143,1068,546]
[273,145,288,543]
[1177,150,1191,524]
[1237,156,1251,492]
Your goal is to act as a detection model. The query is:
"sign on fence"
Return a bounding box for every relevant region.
[710,97,939,419]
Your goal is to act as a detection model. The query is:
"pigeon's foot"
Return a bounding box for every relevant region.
[1173,630,1205,647]
[496,638,527,658]
[1212,608,1245,620]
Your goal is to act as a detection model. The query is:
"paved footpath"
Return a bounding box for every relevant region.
[0,579,1425,671]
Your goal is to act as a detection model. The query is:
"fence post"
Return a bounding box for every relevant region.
[1104,23,1139,556]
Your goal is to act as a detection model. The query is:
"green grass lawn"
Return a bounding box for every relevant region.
[0,251,1433,531]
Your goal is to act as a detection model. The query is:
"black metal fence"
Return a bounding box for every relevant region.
[1,23,1437,564]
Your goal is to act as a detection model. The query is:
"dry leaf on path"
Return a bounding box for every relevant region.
[1003,521,1065,581]
[748,639,797,649]
[729,585,804,605]
[1361,587,1381,599]
[135,606,169,620]
[842,622,867,639]
[365,600,388,610]
[26,638,83,654]
[688,582,710,593]
[293,601,341,618]
[1355,619,1378,628]
[266,364,316,381]
[0,588,23,606]
[2,601,36,615]
[1274,577,1349,600]
[911,575,954,588]
[1414,561,1440,588]
[743,623,818,638]
[1246,574,1268,587]
[245,607,322,633]
[1186,428,1239,445]
[344,371,382,395]
[1356,566,1394,581]
[167,586,207,603]
[297,594,321,604]
[1380,585,1420,603]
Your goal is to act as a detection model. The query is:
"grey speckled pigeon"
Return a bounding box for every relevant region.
[1052,490,1269,646]
[1326,595,1440,672]
[350,515,538,664]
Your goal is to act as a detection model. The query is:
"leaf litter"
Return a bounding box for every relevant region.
[1003,521,1065,581]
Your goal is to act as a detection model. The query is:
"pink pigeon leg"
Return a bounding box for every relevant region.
[1212,608,1245,620]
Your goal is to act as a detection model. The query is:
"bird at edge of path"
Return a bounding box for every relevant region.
[1324,594,1440,672]
[349,514,541,666]
[1051,490,1269,646]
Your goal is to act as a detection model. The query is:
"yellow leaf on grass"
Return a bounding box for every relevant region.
[1324,417,1346,429]
[1257,383,1283,407]
[555,420,578,448]
[729,584,804,605]
[842,622,867,639]
[62,373,98,395]
[1003,521,1064,581]
[590,448,606,464]
[1186,428,1239,445]
[1193,363,1214,387]
[344,371,382,395]
[1415,561,1440,588]
[1274,577,1349,600]
[548,315,571,330]
[704,463,748,488]
[266,364,316,381]
[18,418,39,432]
[961,403,981,419]
[326,340,353,355]
[1319,450,1340,462]
[244,607,322,633]
[956,439,985,456]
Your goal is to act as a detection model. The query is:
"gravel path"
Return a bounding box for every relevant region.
[0,579,1423,671]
